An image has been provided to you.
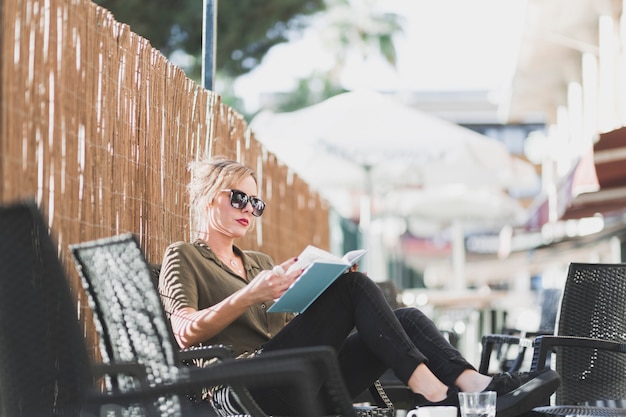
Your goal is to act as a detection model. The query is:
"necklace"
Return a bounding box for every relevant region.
[214,252,243,275]
[200,241,244,275]
[227,258,240,272]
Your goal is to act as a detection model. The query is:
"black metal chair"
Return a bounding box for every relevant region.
[0,200,350,417]
[479,287,561,375]
[0,200,101,416]
[482,262,626,416]
[70,232,361,417]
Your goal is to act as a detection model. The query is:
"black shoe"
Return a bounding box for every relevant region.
[414,386,460,408]
[488,369,561,417]
[485,371,535,396]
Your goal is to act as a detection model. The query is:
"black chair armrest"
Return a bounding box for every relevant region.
[531,335,626,372]
[86,355,327,417]
[250,346,358,417]
[479,334,522,374]
[183,355,329,417]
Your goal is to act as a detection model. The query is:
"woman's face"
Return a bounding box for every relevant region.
[208,175,259,238]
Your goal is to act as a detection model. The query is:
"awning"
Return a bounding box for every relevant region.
[526,126,626,230]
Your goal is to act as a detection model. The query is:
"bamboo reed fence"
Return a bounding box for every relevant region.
[1,0,330,361]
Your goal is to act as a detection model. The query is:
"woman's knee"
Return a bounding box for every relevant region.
[337,271,378,292]
[394,306,439,330]
[394,306,428,321]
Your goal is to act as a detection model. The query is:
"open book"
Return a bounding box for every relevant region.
[267,245,367,313]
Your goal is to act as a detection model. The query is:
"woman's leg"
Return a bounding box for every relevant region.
[253,272,559,417]
[263,272,424,366]
[393,308,474,383]
[262,272,471,391]
[337,307,473,397]
[256,271,427,415]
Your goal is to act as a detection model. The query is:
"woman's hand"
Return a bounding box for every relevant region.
[244,258,302,302]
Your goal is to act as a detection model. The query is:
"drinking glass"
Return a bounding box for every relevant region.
[458,391,496,417]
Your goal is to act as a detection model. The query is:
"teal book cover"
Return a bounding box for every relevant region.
[267,247,366,313]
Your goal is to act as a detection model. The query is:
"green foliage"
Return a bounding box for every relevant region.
[216,0,324,76]
[94,0,403,119]
[94,0,326,78]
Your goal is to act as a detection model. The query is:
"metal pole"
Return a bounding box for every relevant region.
[201,0,217,90]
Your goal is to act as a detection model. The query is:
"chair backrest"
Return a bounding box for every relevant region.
[377,281,403,309]
[537,287,562,334]
[0,201,93,416]
[69,233,186,415]
[554,262,626,405]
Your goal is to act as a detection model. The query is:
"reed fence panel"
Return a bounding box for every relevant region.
[1,0,330,361]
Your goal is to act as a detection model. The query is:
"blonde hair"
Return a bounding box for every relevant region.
[187,155,258,236]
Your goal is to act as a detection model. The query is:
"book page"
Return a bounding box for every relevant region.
[341,249,367,266]
[286,245,344,274]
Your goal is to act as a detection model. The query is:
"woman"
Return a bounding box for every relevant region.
[159,156,559,417]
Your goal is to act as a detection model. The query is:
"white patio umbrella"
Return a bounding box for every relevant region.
[249,90,539,286]
[250,90,537,218]
[385,185,527,225]
[382,185,528,289]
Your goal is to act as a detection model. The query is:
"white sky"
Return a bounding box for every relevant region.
[234,0,527,114]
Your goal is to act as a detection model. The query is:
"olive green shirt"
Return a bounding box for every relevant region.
[159,240,293,356]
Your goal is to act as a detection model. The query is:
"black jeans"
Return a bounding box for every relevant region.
[252,272,474,415]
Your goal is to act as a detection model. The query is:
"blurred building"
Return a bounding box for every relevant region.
[407,0,626,291]
[255,0,626,293]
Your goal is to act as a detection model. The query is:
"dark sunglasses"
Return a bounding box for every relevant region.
[222,189,266,217]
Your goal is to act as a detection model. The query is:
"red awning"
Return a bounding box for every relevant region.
[526,126,626,230]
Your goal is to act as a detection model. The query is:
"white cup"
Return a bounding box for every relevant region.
[457,391,496,417]
[406,406,458,417]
